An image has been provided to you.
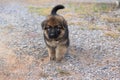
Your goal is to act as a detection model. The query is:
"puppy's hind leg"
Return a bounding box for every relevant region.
[47,47,56,61]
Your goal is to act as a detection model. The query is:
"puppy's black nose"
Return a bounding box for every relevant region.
[49,33,55,38]
[49,33,58,39]
[50,33,54,37]
[48,28,58,39]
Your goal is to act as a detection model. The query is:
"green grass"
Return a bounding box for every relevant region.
[28,2,115,28]
[28,3,113,16]
[67,3,113,15]
[94,4,109,12]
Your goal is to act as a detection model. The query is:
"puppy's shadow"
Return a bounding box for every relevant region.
[35,48,48,60]
[64,46,84,61]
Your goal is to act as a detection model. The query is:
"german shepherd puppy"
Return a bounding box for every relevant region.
[41,5,69,62]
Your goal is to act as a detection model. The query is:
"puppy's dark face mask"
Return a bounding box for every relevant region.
[45,25,62,39]
[41,16,67,40]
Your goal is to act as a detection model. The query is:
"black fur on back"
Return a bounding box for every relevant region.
[51,5,64,15]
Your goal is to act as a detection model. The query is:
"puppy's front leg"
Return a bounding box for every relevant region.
[56,46,67,62]
[47,47,56,60]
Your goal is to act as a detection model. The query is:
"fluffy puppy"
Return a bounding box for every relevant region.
[41,5,69,62]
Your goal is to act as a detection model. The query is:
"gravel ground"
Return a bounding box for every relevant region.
[0,1,120,80]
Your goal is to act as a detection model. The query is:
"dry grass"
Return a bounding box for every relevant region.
[29,6,51,16]
[104,31,120,38]
[32,0,69,5]
[57,68,71,76]
[101,15,120,22]
[117,27,120,32]
[89,24,100,30]
[88,24,107,30]
[69,21,87,26]
[23,0,57,5]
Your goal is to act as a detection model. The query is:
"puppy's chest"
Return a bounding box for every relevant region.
[47,40,59,47]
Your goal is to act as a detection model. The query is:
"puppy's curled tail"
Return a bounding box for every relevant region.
[51,5,64,15]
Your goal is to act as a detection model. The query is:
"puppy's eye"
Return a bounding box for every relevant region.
[45,26,52,30]
[45,27,48,30]
[57,28,60,31]
[55,27,60,31]
[58,26,64,29]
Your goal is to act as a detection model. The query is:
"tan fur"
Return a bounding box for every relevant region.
[47,47,55,60]
[46,39,68,61]
[56,45,67,62]
[58,30,65,38]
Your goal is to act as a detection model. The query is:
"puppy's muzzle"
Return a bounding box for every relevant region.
[49,29,59,39]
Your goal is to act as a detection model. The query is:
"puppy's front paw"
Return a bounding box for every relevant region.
[50,56,56,61]
[56,57,62,62]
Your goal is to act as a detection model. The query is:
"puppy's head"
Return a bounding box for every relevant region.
[41,5,68,39]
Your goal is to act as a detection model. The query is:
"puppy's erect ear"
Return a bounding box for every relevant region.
[41,20,47,30]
